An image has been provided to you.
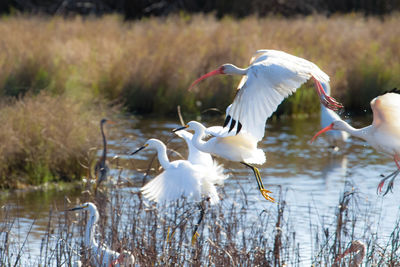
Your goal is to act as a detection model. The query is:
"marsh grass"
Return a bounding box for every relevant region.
[1,14,400,116]
[0,92,111,188]
[2,180,400,266]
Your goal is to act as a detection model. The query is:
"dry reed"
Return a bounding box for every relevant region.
[0,14,399,116]
[0,92,109,188]
[2,182,400,266]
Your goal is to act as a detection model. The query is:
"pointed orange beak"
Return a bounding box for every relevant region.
[310,123,334,143]
[188,68,224,91]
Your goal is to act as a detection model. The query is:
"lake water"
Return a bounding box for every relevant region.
[1,115,399,265]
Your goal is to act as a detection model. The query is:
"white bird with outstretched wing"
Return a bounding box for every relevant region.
[190,49,342,141]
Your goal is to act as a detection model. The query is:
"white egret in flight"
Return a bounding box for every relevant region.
[173,119,273,202]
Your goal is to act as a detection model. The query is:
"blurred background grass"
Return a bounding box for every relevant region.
[1,14,399,117]
[0,13,399,186]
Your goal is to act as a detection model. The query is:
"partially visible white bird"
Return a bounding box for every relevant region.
[189,49,343,140]
[68,202,135,267]
[320,83,349,149]
[311,90,400,195]
[174,129,228,185]
[131,138,220,205]
[173,120,274,202]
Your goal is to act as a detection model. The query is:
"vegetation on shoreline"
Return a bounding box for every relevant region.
[0,13,399,187]
[1,14,399,117]
[0,93,109,189]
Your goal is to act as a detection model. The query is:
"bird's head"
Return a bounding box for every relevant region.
[131,139,164,155]
[68,202,96,212]
[100,118,116,125]
[310,120,348,143]
[173,121,205,133]
[68,202,99,225]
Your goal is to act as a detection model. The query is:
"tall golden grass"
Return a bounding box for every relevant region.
[0,93,106,188]
[1,14,399,187]
[1,14,399,115]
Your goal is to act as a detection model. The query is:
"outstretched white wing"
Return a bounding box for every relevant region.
[225,49,330,141]
[141,161,202,203]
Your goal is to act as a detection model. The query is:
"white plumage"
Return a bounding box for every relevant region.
[311,91,400,194]
[69,202,135,267]
[319,82,349,148]
[174,129,228,185]
[174,121,273,202]
[133,139,220,205]
[189,49,343,142]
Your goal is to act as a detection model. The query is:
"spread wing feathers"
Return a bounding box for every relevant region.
[371,92,400,127]
[174,130,214,166]
[141,162,202,203]
[204,159,229,185]
[226,49,330,141]
[200,178,220,205]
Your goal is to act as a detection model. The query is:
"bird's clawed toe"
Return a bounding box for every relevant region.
[260,189,275,203]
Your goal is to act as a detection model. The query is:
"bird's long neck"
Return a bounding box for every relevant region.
[100,122,107,160]
[225,64,248,76]
[339,121,370,141]
[154,143,171,169]
[85,211,99,248]
[191,126,210,153]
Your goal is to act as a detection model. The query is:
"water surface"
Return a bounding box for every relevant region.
[2,115,399,265]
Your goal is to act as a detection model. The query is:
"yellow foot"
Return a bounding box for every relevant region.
[191,231,200,245]
[261,189,275,202]
[166,226,172,243]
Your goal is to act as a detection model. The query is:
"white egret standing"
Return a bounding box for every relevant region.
[311,90,400,195]
[68,202,135,267]
[95,118,115,187]
[131,138,220,205]
[320,83,349,149]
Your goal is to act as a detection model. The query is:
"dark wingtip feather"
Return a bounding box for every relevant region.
[223,115,231,128]
[228,119,236,133]
[236,121,242,135]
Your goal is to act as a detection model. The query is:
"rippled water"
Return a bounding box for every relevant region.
[2,115,400,265]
